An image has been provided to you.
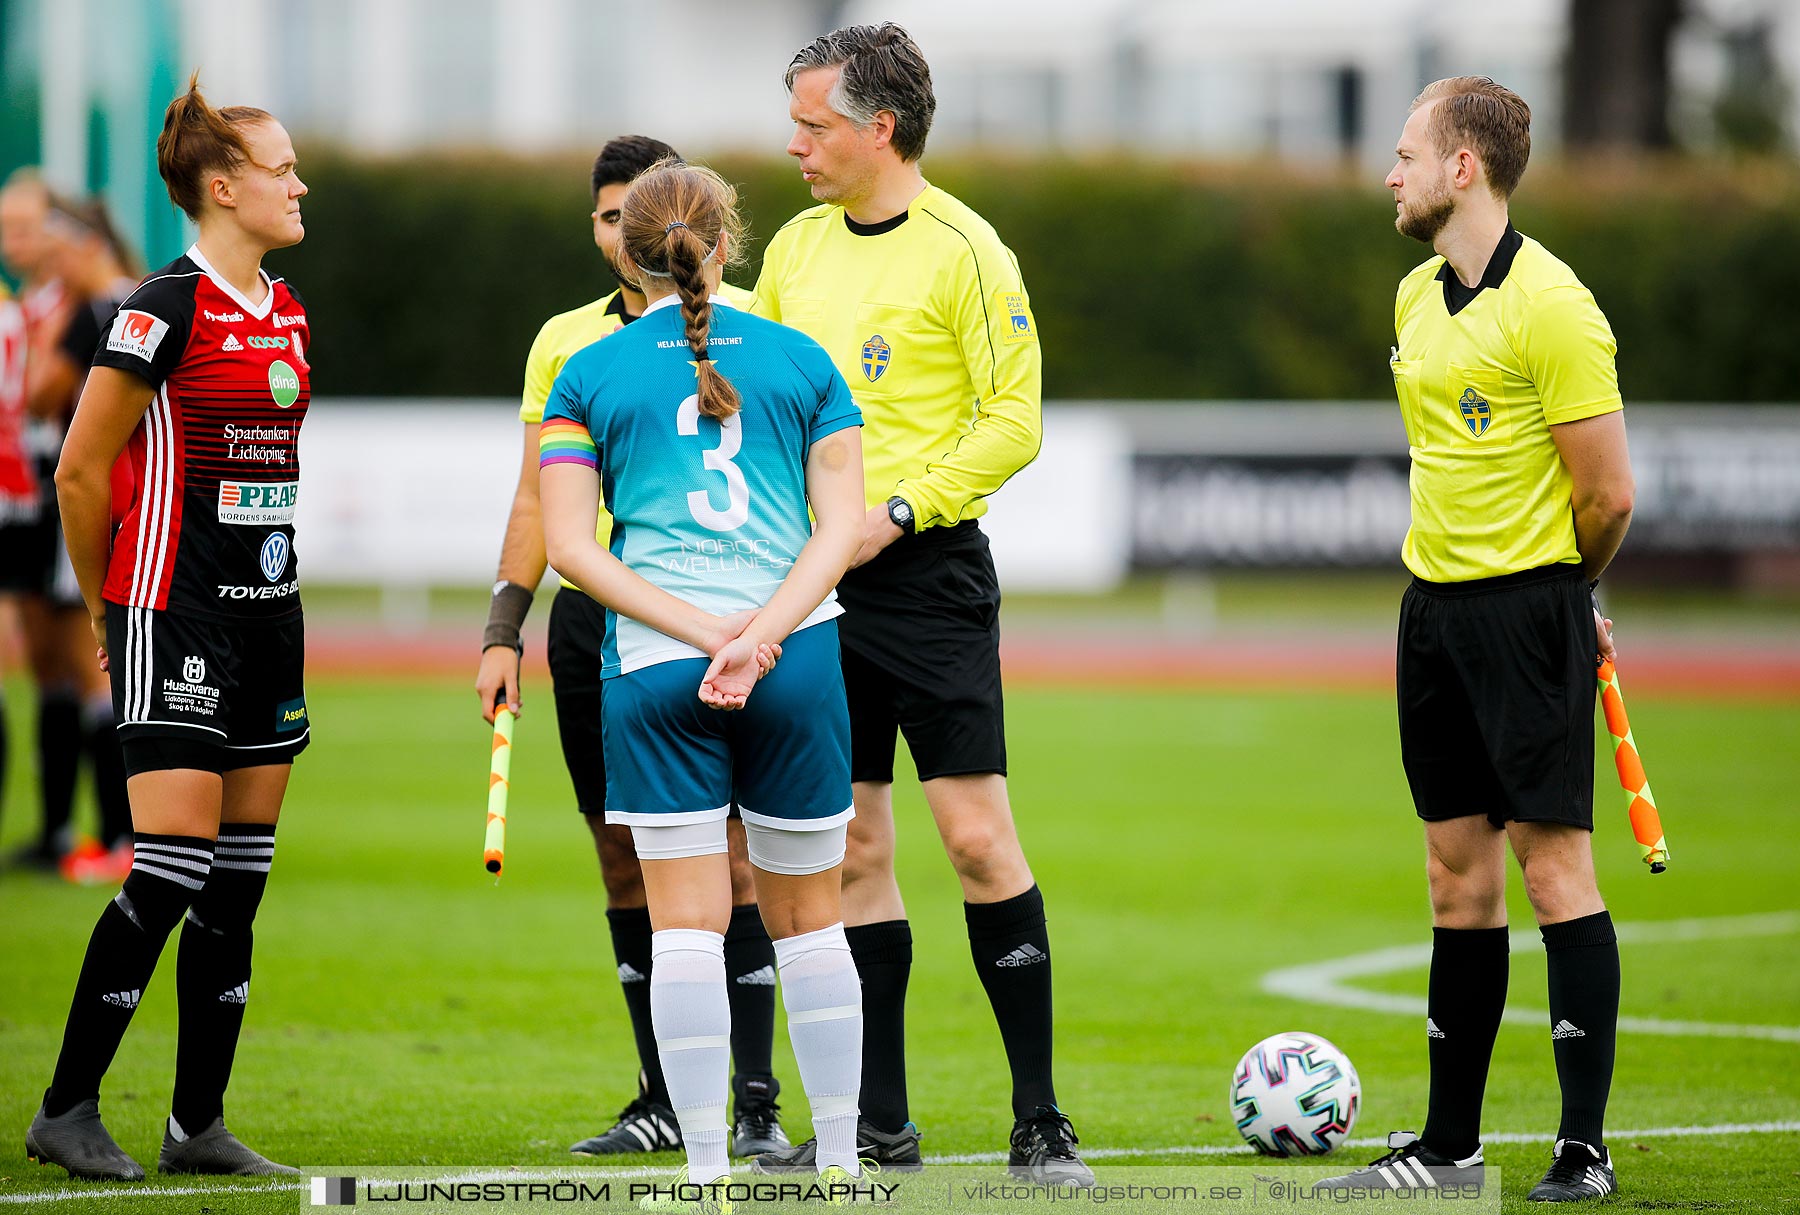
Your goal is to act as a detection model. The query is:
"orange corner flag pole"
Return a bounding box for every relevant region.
[484,706,514,879]
[1596,658,1668,874]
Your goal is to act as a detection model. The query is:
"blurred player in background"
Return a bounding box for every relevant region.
[0,170,83,872]
[1319,77,1633,1204]
[474,136,787,1158]
[538,159,867,1195]
[0,273,30,827]
[30,197,143,882]
[751,23,1091,1186]
[27,78,312,1182]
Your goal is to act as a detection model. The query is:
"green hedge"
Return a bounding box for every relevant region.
[268,151,1800,401]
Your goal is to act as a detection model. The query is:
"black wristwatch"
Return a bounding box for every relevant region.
[885,495,915,533]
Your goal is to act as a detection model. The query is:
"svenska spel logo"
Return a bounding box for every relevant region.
[1459,386,1491,437]
[861,334,891,381]
[106,309,170,360]
[268,359,301,407]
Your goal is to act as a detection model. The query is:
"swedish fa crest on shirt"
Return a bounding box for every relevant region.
[1459,387,1492,437]
[861,334,892,381]
[997,291,1037,345]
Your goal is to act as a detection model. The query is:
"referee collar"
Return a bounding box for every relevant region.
[844,210,909,237]
[1437,223,1522,317]
[603,291,639,326]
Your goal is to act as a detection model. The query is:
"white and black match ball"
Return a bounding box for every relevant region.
[1229,1031,1361,1156]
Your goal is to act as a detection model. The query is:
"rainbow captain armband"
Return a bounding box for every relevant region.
[539,418,598,469]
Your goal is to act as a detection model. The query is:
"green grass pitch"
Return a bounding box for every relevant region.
[1,676,1796,1211]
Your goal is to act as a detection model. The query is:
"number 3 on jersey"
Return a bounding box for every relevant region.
[676,394,749,531]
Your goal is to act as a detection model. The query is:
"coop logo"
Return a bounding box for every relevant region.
[272,312,305,328]
[106,310,169,360]
[1459,387,1491,438]
[267,359,301,407]
[310,1176,356,1205]
[997,290,1036,344]
[203,309,245,323]
[861,334,891,382]
[218,480,299,525]
[247,335,289,350]
[182,655,207,684]
[260,532,291,581]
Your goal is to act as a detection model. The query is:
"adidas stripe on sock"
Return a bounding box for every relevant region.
[45,834,215,1116]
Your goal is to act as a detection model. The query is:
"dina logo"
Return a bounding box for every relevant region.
[267,359,301,407]
[861,334,891,382]
[182,655,206,683]
[260,533,291,582]
[1459,387,1492,437]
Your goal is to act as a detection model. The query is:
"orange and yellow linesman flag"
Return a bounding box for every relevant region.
[484,706,515,877]
[1596,659,1668,874]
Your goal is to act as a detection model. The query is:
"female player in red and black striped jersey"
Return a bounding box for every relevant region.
[26,77,311,1183]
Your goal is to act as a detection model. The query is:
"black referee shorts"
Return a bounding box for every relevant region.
[836,520,1006,784]
[1397,563,1596,830]
[546,587,608,816]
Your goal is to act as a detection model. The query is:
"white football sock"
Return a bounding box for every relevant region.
[774,922,863,1175]
[651,928,731,1186]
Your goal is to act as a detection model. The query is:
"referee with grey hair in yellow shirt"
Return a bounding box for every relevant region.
[748,23,1092,1187]
[1320,77,1635,1205]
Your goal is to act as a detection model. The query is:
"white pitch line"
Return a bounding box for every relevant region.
[1261,911,1800,1042]
[9,1121,1800,1205]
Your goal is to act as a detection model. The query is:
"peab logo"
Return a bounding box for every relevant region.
[218,480,299,525]
[267,359,301,407]
[260,532,291,582]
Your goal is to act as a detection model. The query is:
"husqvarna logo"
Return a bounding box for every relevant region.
[183,655,206,683]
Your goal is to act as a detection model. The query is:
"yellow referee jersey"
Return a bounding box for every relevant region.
[520,284,754,571]
[1391,228,1622,582]
[751,185,1042,528]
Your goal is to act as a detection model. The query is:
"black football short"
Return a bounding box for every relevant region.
[1397,564,1596,829]
[546,587,608,816]
[106,602,309,775]
[835,520,1007,784]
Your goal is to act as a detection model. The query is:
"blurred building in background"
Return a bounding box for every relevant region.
[4,0,1797,266]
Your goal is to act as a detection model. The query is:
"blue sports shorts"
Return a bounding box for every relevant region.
[602,620,852,830]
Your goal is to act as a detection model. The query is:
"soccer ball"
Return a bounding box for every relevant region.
[1229,1031,1361,1156]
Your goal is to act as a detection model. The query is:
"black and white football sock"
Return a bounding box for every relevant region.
[36,686,81,853]
[171,824,275,1135]
[84,697,132,850]
[45,833,215,1116]
[965,884,1057,1119]
[845,919,912,1132]
[607,905,671,1106]
[1543,910,1618,1150]
[725,902,777,1096]
[1421,925,1509,1161]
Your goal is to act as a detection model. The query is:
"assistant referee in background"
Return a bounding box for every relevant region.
[1320,77,1635,1205]
[750,23,1092,1187]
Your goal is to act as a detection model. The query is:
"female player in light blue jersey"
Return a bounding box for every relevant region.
[538,161,868,1197]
